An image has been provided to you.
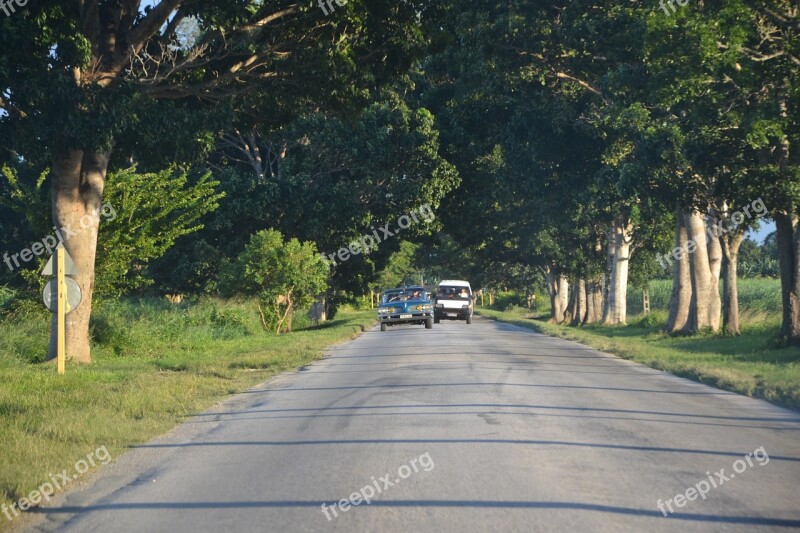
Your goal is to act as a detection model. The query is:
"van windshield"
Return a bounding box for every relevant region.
[437,286,471,300]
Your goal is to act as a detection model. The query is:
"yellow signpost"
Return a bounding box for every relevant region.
[41,243,80,375]
[56,246,65,375]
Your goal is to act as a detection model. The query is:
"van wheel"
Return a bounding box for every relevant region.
[380,323,387,332]
[466,315,472,324]
[425,318,433,329]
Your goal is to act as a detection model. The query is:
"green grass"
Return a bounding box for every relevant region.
[0,296,375,530]
[477,301,800,413]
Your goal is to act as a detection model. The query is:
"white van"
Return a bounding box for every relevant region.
[434,280,474,324]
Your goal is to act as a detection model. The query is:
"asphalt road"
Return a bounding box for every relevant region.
[27,316,800,532]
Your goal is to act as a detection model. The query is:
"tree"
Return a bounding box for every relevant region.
[376,241,422,289]
[0,0,430,361]
[259,96,459,292]
[220,229,328,334]
[762,231,779,260]
[167,94,458,298]
[738,0,800,342]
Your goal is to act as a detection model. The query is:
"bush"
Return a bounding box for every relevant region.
[0,294,49,323]
[90,313,134,355]
[635,311,665,329]
[491,291,526,311]
[0,286,14,308]
[0,293,49,363]
[210,306,258,338]
[219,229,328,334]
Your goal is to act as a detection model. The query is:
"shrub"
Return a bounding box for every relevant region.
[219,229,328,334]
[491,291,526,311]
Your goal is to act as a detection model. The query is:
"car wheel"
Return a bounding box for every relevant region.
[466,315,472,324]
[380,322,387,332]
[425,317,433,329]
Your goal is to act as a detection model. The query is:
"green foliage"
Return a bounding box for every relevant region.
[1,0,794,343]
[149,239,223,296]
[738,257,780,279]
[0,165,50,236]
[635,312,663,329]
[219,230,328,334]
[416,0,793,336]
[0,1,433,168]
[419,0,654,286]
[0,166,53,289]
[0,165,223,298]
[173,95,459,297]
[97,166,224,297]
[273,97,459,292]
[762,231,778,260]
[736,236,780,278]
[491,291,526,312]
[376,242,422,289]
[0,286,13,308]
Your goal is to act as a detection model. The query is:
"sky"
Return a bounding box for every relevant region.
[747,221,775,244]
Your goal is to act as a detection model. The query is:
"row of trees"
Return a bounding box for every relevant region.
[413,0,798,341]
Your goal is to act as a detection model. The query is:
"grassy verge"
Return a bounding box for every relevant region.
[477,307,800,412]
[0,297,375,529]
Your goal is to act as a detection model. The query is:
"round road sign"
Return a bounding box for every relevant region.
[42,278,82,314]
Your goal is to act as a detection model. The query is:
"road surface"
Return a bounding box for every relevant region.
[27,316,800,532]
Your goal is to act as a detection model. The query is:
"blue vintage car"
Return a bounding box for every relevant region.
[378,286,434,331]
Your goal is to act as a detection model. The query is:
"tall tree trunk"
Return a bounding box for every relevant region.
[309,294,327,323]
[604,217,633,325]
[720,231,744,336]
[564,277,577,324]
[546,269,558,321]
[705,212,723,330]
[666,209,722,334]
[545,268,569,324]
[776,212,800,343]
[557,276,569,323]
[666,209,692,333]
[602,238,614,322]
[570,278,587,326]
[525,288,536,308]
[686,211,720,332]
[584,280,603,324]
[47,149,108,364]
